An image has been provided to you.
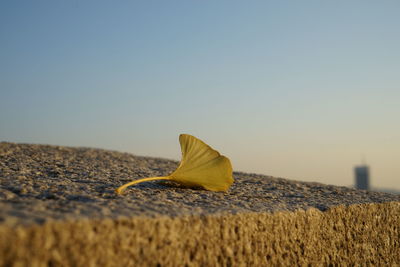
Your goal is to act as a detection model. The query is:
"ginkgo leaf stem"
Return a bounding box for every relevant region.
[115,176,172,195]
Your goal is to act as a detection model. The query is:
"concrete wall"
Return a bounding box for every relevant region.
[1,202,399,266]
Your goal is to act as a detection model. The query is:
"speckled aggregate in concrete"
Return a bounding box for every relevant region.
[1,142,399,227]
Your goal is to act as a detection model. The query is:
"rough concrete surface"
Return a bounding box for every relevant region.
[1,142,399,266]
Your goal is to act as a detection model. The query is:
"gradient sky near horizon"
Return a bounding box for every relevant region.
[1,1,399,190]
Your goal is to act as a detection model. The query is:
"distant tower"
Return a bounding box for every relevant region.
[354,165,370,190]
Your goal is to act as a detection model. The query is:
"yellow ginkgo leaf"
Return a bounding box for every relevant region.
[115,134,234,194]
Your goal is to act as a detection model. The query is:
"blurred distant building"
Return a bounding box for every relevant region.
[354,165,370,190]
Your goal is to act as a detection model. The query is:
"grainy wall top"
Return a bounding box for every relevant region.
[1,142,399,226]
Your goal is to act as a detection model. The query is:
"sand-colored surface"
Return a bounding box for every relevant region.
[1,142,399,266]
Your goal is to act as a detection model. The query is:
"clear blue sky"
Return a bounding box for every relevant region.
[1,1,399,190]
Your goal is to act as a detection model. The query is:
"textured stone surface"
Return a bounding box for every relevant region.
[1,142,399,227]
[0,203,399,266]
[1,142,399,266]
